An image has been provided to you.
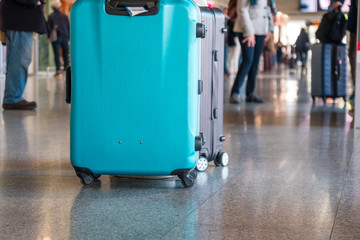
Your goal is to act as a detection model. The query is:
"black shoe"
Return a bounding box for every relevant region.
[3,100,37,110]
[246,95,264,103]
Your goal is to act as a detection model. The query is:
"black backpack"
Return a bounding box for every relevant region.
[316,8,348,43]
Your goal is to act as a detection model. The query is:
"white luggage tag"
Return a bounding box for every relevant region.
[125,6,149,16]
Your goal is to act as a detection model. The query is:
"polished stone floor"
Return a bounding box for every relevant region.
[0,67,358,240]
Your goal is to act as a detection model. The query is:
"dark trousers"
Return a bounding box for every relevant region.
[349,32,356,87]
[298,51,307,67]
[52,37,69,71]
[224,43,229,75]
[231,33,265,96]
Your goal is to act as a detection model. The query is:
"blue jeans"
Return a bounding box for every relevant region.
[231,34,265,96]
[298,51,307,67]
[52,37,69,71]
[3,30,33,104]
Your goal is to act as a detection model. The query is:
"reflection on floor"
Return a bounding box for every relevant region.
[0,67,359,239]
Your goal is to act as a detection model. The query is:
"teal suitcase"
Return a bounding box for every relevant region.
[67,0,204,187]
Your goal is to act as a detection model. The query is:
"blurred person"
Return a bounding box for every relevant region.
[295,28,310,68]
[347,0,357,102]
[0,0,47,110]
[227,0,241,76]
[276,41,283,66]
[60,0,75,18]
[347,0,357,117]
[223,8,230,77]
[230,0,274,104]
[330,0,344,10]
[263,32,275,72]
[48,0,70,77]
[289,45,297,74]
[283,44,289,66]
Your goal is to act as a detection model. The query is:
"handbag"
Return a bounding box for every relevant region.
[316,8,348,43]
[0,30,5,45]
[49,25,58,42]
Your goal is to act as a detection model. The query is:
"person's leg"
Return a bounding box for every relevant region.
[228,37,241,75]
[224,43,229,75]
[349,32,356,100]
[228,46,236,74]
[231,33,255,97]
[234,37,241,68]
[3,30,33,104]
[298,52,303,66]
[277,51,283,65]
[246,35,265,98]
[299,51,307,67]
[60,37,69,70]
[52,40,61,71]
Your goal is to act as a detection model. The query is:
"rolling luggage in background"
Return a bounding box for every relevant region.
[67,0,205,187]
[196,7,229,172]
[311,43,347,103]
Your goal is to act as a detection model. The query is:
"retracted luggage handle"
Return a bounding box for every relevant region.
[105,0,159,16]
[66,66,71,104]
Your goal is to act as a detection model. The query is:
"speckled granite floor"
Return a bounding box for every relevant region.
[0,68,358,240]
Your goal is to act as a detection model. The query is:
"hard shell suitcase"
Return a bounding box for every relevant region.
[196,7,228,172]
[311,43,347,103]
[67,0,205,187]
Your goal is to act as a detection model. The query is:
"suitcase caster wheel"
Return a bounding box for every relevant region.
[178,174,195,188]
[214,157,221,166]
[196,156,208,172]
[79,173,94,185]
[93,174,101,179]
[216,152,229,167]
[189,170,198,179]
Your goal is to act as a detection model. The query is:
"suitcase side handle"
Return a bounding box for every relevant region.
[196,23,206,38]
[105,0,159,16]
[195,136,202,151]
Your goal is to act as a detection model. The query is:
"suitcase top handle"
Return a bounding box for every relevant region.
[105,0,159,16]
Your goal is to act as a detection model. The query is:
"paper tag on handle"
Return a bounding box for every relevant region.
[125,6,148,16]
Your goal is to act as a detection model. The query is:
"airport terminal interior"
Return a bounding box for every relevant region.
[1,0,360,239]
[1,68,359,239]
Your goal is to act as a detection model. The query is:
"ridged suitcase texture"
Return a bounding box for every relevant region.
[311,43,347,101]
[70,0,200,178]
[197,7,227,170]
